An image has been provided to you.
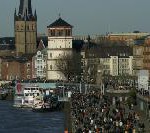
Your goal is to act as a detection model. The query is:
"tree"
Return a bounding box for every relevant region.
[55,50,81,81]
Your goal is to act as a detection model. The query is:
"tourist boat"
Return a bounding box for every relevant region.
[32,102,53,112]
[32,95,60,112]
[14,83,42,108]
[13,82,59,109]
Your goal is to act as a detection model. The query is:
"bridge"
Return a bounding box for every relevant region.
[58,96,69,102]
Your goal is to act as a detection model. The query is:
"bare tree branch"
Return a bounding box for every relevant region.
[56,51,81,81]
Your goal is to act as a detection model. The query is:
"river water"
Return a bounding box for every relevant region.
[0,101,64,133]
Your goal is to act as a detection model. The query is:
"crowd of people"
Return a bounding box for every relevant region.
[137,88,149,98]
[70,90,145,133]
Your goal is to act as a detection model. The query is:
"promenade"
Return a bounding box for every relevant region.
[69,89,149,133]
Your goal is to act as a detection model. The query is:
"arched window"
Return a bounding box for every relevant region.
[50,65,52,70]
[32,24,35,30]
[50,53,52,58]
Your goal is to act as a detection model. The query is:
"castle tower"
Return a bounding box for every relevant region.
[14,0,37,56]
[47,17,73,80]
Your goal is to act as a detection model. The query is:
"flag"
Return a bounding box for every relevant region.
[16,81,22,93]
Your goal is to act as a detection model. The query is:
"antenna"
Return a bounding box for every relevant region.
[108,24,110,34]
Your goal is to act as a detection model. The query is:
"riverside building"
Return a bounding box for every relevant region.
[47,17,73,81]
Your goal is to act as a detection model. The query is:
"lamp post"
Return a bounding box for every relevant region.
[97,68,104,94]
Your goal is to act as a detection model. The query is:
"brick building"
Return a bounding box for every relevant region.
[133,36,150,76]
[1,56,33,80]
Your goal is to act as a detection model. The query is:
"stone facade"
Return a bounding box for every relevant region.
[133,37,150,76]
[107,32,149,41]
[81,45,133,83]
[47,17,73,81]
[32,50,47,79]
[14,0,37,56]
[14,21,37,55]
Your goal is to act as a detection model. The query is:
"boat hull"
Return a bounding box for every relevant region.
[32,107,56,112]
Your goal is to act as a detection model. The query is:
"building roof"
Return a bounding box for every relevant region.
[87,45,133,58]
[1,56,27,63]
[37,40,45,51]
[108,32,150,36]
[47,17,72,28]
[21,83,57,89]
[0,37,15,50]
[0,37,15,44]
[37,35,48,47]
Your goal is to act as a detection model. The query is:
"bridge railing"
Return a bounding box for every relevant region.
[58,96,69,102]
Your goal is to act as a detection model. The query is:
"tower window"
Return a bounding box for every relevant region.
[50,53,52,58]
[27,25,29,30]
[16,25,19,30]
[32,25,35,30]
[50,65,52,70]
[51,30,55,36]
[68,30,71,36]
[21,25,24,30]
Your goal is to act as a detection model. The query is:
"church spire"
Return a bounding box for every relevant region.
[14,8,16,15]
[18,0,32,17]
[34,9,37,20]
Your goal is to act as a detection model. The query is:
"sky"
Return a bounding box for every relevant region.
[0,0,150,37]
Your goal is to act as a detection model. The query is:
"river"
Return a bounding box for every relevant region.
[0,101,64,133]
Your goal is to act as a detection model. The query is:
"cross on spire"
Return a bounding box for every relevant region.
[58,13,61,18]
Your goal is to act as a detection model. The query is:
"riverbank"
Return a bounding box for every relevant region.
[63,101,72,132]
[0,92,14,100]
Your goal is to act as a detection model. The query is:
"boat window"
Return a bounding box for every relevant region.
[24,100,28,103]
[25,94,29,96]
[25,88,30,90]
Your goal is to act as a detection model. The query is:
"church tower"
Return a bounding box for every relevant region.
[14,0,37,56]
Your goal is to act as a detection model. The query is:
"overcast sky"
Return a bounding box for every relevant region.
[0,0,150,37]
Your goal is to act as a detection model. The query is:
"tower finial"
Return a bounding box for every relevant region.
[58,13,61,18]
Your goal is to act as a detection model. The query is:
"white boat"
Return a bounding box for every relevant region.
[13,82,59,109]
[32,95,61,112]
[14,83,43,108]
[32,101,54,112]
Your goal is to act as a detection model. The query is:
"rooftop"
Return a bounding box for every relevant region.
[86,45,133,58]
[47,17,72,28]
